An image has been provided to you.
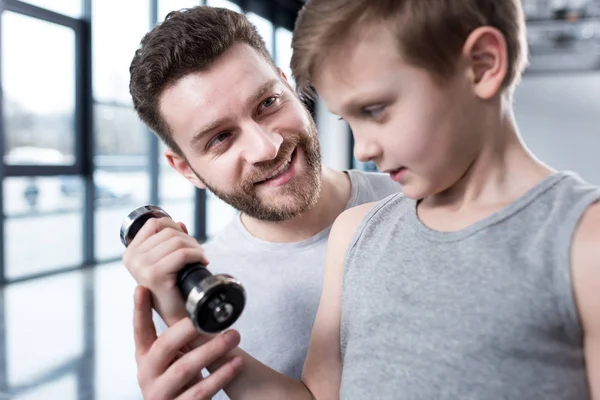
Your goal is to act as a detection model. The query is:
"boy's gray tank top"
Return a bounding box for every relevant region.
[340,171,600,399]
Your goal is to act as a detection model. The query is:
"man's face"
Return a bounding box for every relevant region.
[160,43,322,221]
[314,23,486,200]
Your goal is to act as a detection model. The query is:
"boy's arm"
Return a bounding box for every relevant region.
[221,202,374,400]
[571,201,600,398]
[300,202,375,399]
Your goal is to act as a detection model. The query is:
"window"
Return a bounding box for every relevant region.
[20,0,83,18]
[93,104,149,261]
[206,192,238,238]
[158,0,201,22]
[158,141,196,237]
[206,0,241,13]
[92,0,150,104]
[275,27,294,87]
[247,12,273,56]
[1,12,76,165]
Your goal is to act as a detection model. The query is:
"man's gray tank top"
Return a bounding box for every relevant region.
[340,171,600,399]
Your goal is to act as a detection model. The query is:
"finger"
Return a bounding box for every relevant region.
[175,356,243,400]
[133,286,158,359]
[157,330,241,397]
[154,247,210,280]
[127,233,207,283]
[146,317,205,377]
[148,234,209,269]
[135,221,190,254]
[178,221,189,235]
[128,217,183,249]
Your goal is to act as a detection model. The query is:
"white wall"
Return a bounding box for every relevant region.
[513,71,600,185]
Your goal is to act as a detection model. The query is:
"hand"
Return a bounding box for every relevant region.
[123,217,209,326]
[134,286,243,400]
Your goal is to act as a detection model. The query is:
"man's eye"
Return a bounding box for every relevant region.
[260,96,277,111]
[208,132,231,148]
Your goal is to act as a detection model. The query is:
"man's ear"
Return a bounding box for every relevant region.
[164,148,206,189]
[278,67,295,91]
[462,26,508,100]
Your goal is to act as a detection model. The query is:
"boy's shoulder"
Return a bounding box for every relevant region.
[331,192,406,248]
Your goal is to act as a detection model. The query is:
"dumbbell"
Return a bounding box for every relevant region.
[120,205,246,334]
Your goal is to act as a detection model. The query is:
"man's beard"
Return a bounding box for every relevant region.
[193,120,322,222]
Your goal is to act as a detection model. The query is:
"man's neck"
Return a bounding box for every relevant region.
[239,167,352,243]
[419,101,555,231]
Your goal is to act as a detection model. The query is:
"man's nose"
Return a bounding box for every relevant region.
[241,122,283,165]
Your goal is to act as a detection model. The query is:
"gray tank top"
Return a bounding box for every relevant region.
[340,171,600,399]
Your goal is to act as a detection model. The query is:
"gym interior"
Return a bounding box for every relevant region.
[0,0,598,398]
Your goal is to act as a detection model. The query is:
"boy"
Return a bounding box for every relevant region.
[132,1,600,398]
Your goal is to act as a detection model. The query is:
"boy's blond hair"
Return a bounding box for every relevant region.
[291,0,528,99]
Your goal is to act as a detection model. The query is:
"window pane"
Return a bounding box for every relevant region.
[94,104,149,260]
[2,12,76,165]
[20,0,83,18]
[92,0,150,103]
[94,104,149,158]
[524,1,600,73]
[276,27,294,87]
[4,273,83,389]
[159,141,195,202]
[3,176,84,280]
[206,0,241,12]
[246,12,273,56]
[158,140,196,236]
[158,0,201,22]
[206,192,237,238]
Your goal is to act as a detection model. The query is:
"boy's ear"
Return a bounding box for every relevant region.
[462,26,508,99]
[164,148,206,189]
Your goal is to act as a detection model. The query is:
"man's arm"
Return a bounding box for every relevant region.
[571,200,600,398]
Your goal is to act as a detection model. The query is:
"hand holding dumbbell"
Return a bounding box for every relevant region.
[120,205,246,334]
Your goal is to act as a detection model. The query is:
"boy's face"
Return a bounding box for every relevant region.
[160,43,322,221]
[314,23,490,200]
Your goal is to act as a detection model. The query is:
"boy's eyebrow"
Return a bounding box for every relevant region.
[190,78,281,147]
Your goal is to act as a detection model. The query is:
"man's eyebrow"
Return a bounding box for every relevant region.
[190,117,228,148]
[247,78,280,109]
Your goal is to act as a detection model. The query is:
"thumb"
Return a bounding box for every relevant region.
[133,286,158,358]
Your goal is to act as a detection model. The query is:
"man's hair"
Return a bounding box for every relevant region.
[129,6,275,156]
[291,0,528,100]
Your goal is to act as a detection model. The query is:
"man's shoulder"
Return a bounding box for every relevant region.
[198,217,241,253]
[346,169,401,204]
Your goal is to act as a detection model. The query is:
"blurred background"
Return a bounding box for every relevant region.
[0,0,598,398]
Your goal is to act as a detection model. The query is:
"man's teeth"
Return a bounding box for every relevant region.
[260,153,293,182]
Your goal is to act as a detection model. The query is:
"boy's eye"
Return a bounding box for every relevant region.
[363,105,385,118]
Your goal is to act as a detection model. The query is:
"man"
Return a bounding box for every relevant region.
[123,5,399,399]
[133,0,600,399]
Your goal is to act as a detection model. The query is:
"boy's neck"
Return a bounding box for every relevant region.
[419,99,555,230]
[240,166,352,243]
